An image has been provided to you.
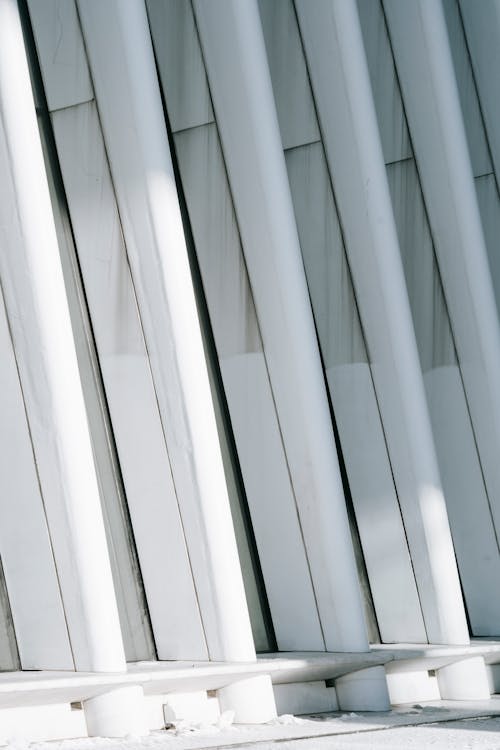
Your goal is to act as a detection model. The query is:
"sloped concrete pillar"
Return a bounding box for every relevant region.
[77,0,276,723]
[295,0,470,651]
[0,0,144,736]
[193,0,369,662]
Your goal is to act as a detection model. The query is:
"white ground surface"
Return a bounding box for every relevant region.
[6,701,500,750]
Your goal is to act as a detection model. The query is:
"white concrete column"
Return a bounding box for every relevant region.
[0,0,144,736]
[193,0,369,655]
[382,0,500,556]
[294,0,470,647]
[76,0,275,722]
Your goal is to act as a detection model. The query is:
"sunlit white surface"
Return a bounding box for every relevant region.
[76,0,257,665]
[194,0,368,654]
[384,0,500,568]
[295,0,469,646]
[0,0,125,674]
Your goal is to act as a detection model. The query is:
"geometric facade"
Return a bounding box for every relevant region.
[0,0,500,739]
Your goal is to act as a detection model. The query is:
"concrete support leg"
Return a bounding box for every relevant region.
[386,669,440,705]
[218,676,277,723]
[335,666,390,712]
[84,686,148,738]
[438,657,491,700]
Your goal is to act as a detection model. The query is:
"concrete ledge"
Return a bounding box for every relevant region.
[0,641,499,711]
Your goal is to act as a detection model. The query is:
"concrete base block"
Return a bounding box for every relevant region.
[485,663,500,695]
[0,703,86,743]
[218,674,277,723]
[273,681,338,715]
[163,690,220,724]
[84,685,148,737]
[386,669,440,705]
[143,694,168,731]
[438,657,490,700]
[335,666,390,711]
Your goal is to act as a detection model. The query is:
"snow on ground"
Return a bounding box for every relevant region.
[5,703,500,750]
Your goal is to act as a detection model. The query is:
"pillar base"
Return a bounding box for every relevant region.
[335,666,390,711]
[217,674,277,723]
[84,685,148,737]
[437,656,490,700]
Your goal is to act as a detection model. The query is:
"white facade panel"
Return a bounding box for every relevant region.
[221,353,324,651]
[441,0,492,179]
[258,0,320,151]
[146,0,214,133]
[328,363,427,643]
[285,141,366,369]
[27,0,93,111]
[476,173,500,318]
[459,0,500,182]
[173,124,261,358]
[386,158,456,374]
[356,0,412,165]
